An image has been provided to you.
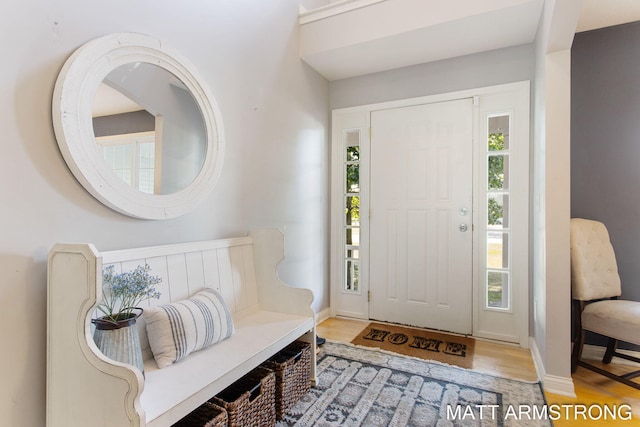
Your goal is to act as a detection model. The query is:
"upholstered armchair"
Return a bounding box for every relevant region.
[570,218,640,389]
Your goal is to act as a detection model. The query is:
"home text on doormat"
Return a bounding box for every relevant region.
[351,322,475,369]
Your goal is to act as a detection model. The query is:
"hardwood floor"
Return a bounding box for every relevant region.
[545,363,640,426]
[317,317,640,426]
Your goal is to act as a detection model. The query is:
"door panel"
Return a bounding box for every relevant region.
[369,99,473,334]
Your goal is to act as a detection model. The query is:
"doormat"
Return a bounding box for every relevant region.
[351,322,475,369]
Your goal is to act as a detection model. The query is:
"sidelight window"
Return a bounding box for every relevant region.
[344,131,360,292]
[486,115,511,310]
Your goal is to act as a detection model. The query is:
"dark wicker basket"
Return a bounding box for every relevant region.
[262,340,312,420]
[210,366,276,427]
[172,401,227,427]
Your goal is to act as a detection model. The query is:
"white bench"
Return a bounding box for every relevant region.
[47,229,316,427]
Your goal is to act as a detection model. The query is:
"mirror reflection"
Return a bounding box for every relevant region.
[92,63,206,195]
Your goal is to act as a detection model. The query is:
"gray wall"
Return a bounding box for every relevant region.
[93,110,155,136]
[330,43,535,109]
[572,22,640,305]
[0,2,328,426]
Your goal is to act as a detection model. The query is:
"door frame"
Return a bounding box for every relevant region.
[330,81,530,348]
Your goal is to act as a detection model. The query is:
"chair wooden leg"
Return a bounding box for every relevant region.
[577,360,640,390]
[578,337,640,390]
[572,329,584,373]
[571,300,585,373]
[603,338,618,364]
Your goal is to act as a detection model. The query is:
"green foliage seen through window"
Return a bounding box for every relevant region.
[488,133,504,226]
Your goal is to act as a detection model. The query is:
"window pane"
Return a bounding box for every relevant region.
[487,232,509,269]
[103,146,114,164]
[488,115,510,151]
[138,141,154,168]
[345,196,360,227]
[137,171,153,194]
[346,146,360,162]
[345,130,360,147]
[113,169,132,185]
[346,227,359,246]
[138,141,155,194]
[346,164,360,193]
[487,193,509,229]
[346,248,359,259]
[103,144,132,185]
[487,271,509,309]
[345,260,359,292]
[488,154,509,190]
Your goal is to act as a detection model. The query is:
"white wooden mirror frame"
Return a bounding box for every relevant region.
[52,32,225,219]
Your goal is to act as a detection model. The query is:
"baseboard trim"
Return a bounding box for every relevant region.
[316,307,331,325]
[543,374,576,397]
[529,337,576,397]
[529,336,545,381]
[582,344,640,367]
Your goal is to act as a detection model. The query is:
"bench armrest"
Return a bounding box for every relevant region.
[250,229,315,319]
[47,244,144,427]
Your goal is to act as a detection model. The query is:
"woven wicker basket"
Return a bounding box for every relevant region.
[211,366,276,427]
[173,401,227,427]
[263,340,312,420]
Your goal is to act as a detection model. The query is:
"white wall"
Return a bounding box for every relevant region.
[300,0,331,8]
[0,1,329,426]
[531,0,580,396]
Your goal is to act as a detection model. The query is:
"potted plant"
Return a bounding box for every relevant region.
[92,264,161,373]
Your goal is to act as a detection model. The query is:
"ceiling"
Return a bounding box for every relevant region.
[93,83,143,117]
[577,0,640,33]
[299,0,640,81]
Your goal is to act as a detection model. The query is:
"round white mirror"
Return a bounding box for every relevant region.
[53,33,225,219]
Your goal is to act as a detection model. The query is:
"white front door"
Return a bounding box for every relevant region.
[369,99,473,334]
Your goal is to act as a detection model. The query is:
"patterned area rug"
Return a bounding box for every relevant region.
[352,322,475,369]
[278,341,550,427]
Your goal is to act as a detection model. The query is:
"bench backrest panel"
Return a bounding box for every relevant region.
[100,237,259,361]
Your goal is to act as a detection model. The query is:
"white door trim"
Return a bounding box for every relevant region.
[330,81,530,347]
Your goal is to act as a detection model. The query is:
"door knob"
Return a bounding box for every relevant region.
[459,224,468,232]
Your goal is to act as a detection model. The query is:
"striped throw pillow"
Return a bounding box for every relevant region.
[144,288,234,368]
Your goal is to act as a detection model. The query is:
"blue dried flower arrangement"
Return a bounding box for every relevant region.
[97,264,162,324]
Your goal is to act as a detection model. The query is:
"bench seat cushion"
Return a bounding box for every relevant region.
[582,299,640,345]
[139,310,314,425]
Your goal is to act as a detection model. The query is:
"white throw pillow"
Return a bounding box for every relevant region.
[144,288,234,368]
